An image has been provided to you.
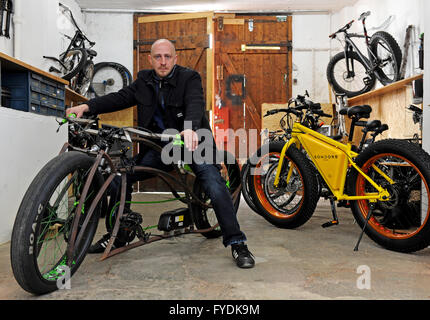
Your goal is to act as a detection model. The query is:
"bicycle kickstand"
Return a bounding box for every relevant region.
[321,198,339,228]
[353,202,375,251]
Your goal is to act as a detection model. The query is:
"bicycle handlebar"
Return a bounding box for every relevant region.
[329,19,355,39]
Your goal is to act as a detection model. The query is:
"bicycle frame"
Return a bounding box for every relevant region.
[272,121,392,202]
[60,127,241,265]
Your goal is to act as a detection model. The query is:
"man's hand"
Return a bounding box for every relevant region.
[181,129,199,151]
[66,104,90,118]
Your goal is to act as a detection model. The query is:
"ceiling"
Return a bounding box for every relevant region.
[75,0,359,13]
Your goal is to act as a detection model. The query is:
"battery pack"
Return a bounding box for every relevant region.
[158,208,192,232]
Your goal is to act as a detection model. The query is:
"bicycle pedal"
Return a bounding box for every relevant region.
[321,220,339,228]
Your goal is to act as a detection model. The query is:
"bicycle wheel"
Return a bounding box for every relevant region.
[90,62,131,97]
[369,31,402,85]
[10,151,104,294]
[191,150,241,239]
[248,141,319,228]
[348,139,430,253]
[60,48,87,81]
[240,161,261,215]
[327,51,376,97]
[75,60,94,96]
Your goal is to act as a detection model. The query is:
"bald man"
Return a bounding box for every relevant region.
[66,39,255,269]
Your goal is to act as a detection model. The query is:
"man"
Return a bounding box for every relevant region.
[66,39,255,269]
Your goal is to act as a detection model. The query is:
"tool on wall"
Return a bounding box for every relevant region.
[0,0,13,38]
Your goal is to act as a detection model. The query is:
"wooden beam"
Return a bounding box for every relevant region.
[138,12,213,23]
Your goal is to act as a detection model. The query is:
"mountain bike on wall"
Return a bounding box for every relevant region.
[327,11,402,97]
[44,3,96,97]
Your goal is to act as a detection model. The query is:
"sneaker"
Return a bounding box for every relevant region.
[231,243,255,268]
[87,233,126,254]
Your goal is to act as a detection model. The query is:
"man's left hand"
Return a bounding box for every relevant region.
[181,129,199,151]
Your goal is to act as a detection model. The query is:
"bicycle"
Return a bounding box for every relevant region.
[10,116,241,295]
[247,96,430,253]
[241,91,333,215]
[43,3,97,96]
[327,11,402,97]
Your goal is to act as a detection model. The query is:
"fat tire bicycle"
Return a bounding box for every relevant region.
[247,96,430,253]
[327,11,402,97]
[10,116,241,295]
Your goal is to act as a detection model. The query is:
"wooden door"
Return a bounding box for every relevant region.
[134,12,214,111]
[213,15,292,160]
[133,12,214,192]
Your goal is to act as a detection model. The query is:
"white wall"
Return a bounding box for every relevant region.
[0,0,81,243]
[0,108,67,243]
[83,12,134,76]
[421,1,429,153]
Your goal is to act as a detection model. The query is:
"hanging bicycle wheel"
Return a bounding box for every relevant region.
[327,51,376,97]
[60,48,87,81]
[349,139,430,253]
[90,62,132,97]
[10,151,104,294]
[369,31,402,85]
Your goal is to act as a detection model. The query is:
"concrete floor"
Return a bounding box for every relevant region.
[1,193,430,300]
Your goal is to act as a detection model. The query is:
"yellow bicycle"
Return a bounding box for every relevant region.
[249,102,430,253]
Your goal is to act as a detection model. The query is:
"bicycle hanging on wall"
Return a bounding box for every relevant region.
[327,11,402,97]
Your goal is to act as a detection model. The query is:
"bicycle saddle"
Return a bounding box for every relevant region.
[339,105,372,119]
[87,49,97,57]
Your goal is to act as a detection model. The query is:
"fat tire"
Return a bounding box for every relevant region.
[10,151,103,294]
[348,139,430,252]
[327,51,376,97]
[369,31,402,85]
[90,62,132,97]
[248,142,319,228]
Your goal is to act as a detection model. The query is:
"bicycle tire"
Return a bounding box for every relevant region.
[10,151,104,294]
[61,48,87,81]
[348,139,430,253]
[191,150,241,239]
[240,162,261,215]
[75,60,95,96]
[248,142,319,229]
[327,51,376,97]
[90,62,131,97]
[369,31,402,85]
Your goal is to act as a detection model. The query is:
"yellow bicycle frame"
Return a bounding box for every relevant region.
[273,122,393,202]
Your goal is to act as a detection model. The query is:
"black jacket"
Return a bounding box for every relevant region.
[87,64,211,133]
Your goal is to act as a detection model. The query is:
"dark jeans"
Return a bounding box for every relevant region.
[108,148,246,247]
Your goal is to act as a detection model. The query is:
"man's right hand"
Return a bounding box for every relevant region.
[66,104,90,118]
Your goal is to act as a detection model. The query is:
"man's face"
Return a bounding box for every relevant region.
[148,41,177,78]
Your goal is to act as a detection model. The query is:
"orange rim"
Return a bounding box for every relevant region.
[252,152,304,219]
[355,153,430,239]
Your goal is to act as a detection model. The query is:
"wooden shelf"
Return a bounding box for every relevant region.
[345,73,423,144]
[348,73,423,106]
[0,51,68,85]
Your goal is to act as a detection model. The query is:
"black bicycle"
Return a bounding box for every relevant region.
[44,3,97,96]
[327,11,402,97]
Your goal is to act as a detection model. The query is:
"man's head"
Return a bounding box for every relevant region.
[148,39,177,78]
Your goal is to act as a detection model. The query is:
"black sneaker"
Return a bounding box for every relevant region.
[87,233,126,254]
[231,243,255,268]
